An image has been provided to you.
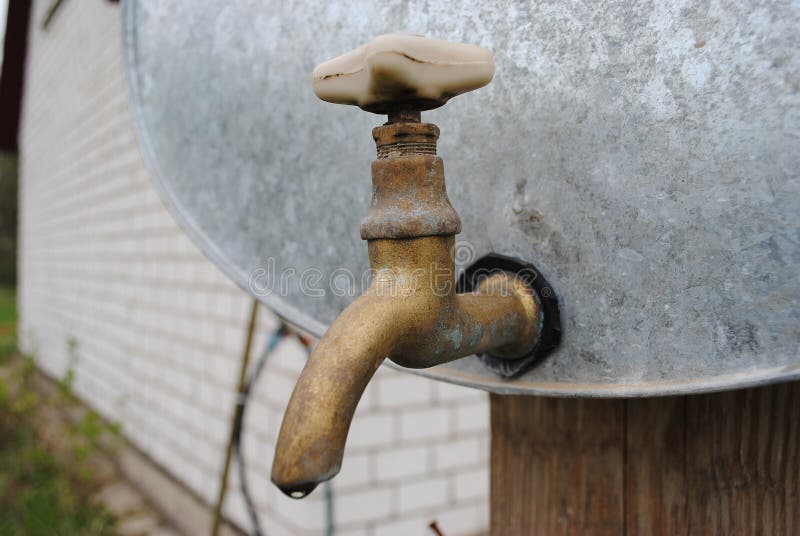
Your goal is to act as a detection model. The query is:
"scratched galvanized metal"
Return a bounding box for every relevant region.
[122,0,800,396]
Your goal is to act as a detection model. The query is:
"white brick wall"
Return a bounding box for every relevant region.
[17,1,490,534]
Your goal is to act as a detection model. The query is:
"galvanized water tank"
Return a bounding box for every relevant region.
[123,0,800,396]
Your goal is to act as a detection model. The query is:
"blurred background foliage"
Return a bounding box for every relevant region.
[0,289,121,535]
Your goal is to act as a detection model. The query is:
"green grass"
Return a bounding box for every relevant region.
[0,398,118,535]
[0,289,119,535]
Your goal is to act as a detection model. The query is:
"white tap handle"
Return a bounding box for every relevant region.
[312,34,494,114]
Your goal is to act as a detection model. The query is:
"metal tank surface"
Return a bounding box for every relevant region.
[122,0,800,396]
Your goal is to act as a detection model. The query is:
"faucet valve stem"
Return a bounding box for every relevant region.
[387,109,421,124]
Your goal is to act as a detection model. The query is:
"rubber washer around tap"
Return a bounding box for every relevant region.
[456,253,562,378]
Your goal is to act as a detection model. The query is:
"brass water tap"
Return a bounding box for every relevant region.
[271,34,551,498]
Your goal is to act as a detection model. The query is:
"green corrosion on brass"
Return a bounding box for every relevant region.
[270,118,542,498]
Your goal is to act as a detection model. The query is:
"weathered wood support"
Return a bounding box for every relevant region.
[491,382,800,535]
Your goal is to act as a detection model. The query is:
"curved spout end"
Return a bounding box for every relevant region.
[270,292,398,499]
[270,396,347,498]
[271,435,343,498]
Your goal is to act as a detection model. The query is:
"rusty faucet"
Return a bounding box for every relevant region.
[271,34,546,498]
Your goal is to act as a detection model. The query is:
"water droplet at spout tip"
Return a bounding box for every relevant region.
[275,481,319,500]
[271,459,339,499]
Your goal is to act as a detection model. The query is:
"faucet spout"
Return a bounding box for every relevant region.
[271,237,542,497]
[269,289,403,497]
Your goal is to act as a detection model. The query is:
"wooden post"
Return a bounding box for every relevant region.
[490,382,800,535]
